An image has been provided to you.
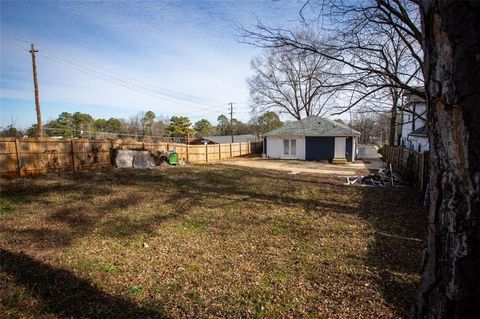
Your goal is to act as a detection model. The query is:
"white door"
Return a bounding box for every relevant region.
[283,139,297,157]
[334,137,346,158]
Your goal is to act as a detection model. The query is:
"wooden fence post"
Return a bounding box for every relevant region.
[230,143,232,158]
[166,143,170,152]
[186,144,190,163]
[219,143,221,160]
[205,144,208,163]
[109,139,115,168]
[248,142,251,154]
[239,143,242,156]
[70,139,76,172]
[14,139,21,177]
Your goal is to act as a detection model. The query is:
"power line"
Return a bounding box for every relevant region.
[39,46,227,106]
[8,38,227,107]
[37,49,229,110]
[6,41,254,120]
[38,53,227,113]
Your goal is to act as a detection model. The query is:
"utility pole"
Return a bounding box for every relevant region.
[228,102,234,143]
[29,44,43,137]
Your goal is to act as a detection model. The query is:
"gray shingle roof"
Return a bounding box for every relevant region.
[409,125,428,137]
[194,135,257,144]
[264,116,360,137]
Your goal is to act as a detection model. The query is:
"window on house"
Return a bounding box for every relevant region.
[283,139,296,156]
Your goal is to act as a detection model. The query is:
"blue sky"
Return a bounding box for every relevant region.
[1,0,310,129]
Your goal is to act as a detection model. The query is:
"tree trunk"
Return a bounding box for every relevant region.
[413,1,480,318]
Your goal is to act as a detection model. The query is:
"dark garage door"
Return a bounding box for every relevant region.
[306,137,335,161]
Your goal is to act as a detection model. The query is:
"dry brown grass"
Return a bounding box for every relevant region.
[0,164,427,318]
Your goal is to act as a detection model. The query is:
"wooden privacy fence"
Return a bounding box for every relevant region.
[0,138,263,177]
[380,144,429,191]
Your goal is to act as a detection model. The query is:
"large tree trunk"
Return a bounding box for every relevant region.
[413,1,480,318]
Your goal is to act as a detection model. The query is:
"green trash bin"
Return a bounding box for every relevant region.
[167,152,178,165]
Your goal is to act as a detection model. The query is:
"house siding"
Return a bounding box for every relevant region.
[400,101,427,149]
[409,135,429,152]
[266,136,306,160]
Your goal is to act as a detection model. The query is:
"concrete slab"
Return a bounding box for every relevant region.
[357,144,380,159]
[221,157,385,176]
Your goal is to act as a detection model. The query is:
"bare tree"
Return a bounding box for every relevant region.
[241,0,424,143]
[350,111,390,144]
[126,113,142,138]
[413,1,480,317]
[248,45,338,120]
[243,1,480,317]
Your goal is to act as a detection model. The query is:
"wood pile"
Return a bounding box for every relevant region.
[344,165,406,187]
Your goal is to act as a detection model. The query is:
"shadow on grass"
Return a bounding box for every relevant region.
[0,165,427,317]
[359,186,427,317]
[0,248,167,318]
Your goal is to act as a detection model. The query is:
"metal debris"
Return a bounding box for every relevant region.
[344,166,406,187]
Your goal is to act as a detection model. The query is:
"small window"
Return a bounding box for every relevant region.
[283,139,289,155]
[283,139,296,156]
[290,139,296,155]
[418,144,422,152]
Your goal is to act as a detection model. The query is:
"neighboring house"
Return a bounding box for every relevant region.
[400,90,429,151]
[263,116,360,162]
[189,134,258,145]
[408,125,429,152]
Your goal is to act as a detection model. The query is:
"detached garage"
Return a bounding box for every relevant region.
[263,116,360,162]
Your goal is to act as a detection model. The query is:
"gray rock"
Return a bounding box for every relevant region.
[133,151,156,169]
[115,149,135,168]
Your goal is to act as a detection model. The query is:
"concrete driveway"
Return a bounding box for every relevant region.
[221,144,383,176]
[357,144,381,159]
[222,157,383,176]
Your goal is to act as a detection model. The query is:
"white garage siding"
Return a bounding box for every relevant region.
[267,135,357,161]
[266,136,306,160]
[352,137,357,162]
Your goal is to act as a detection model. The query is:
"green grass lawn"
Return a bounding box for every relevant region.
[0,164,427,318]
